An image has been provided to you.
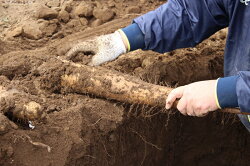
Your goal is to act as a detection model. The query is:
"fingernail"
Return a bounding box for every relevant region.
[166,99,170,104]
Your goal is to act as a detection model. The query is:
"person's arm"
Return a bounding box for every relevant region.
[164,72,249,117]
[219,72,250,113]
[121,0,229,53]
[169,71,250,115]
[237,72,250,113]
[64,0,229,66]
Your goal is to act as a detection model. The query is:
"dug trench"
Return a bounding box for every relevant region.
[0,20,250,166]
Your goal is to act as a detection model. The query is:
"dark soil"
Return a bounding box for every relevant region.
[0,0,249,166]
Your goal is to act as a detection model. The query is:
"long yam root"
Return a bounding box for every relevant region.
[49,59,243,115]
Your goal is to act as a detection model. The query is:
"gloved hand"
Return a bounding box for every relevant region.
[165,80,219,117]
[65,31,127,66]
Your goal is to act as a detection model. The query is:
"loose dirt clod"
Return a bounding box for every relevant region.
[126,6,141,14]
[39,21,58,37]
[93,8,115,22]
[74,2,94,17]
[91,19,103,27]
[0,113,18,135]
[58,10,70,23]
[46,0,60,8]
[37,6,59,20]
[22,23,43,40]
[5,26,23,39]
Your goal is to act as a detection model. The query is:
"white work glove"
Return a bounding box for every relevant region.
[65,31,127,66]
[165,80,219,117]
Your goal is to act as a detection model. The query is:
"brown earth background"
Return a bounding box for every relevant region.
[0,0,249,166]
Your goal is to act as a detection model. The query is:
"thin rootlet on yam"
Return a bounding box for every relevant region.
[51,58,243,115]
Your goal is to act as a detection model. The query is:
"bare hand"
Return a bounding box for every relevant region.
[165,80,219,117]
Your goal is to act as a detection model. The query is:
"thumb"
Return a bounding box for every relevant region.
[88,52,107,66]
[165,86,185,109]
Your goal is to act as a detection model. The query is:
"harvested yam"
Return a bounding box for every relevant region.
[61,63,171,107]
[0,52,241,116]
[39,58,243,115]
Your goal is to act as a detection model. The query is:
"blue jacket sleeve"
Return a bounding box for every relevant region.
[216,72,250,113]
[236,71,250,113]
[131,0,229,53]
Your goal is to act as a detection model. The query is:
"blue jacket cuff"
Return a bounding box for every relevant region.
[121,23,145,51]
[217,76,239,108]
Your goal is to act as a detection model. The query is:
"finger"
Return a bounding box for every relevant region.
[198,112,209,117]
[193,105,209,117]
[57,43,74,56]
[88,52,106,66]
[186,99,195,116]
[176,96,187,116]
[165,86,185,109]
[187,109,195,116]
[197,108,210,117]
[65,40,96,59]
[57,40,84,56]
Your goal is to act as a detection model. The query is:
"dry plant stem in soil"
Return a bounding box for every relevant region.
[56,59,242,115]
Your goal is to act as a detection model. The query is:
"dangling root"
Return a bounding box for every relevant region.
[53,58,242,115]
[25,135,51,153]
[58,59,172,107]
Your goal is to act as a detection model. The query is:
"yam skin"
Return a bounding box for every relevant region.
[57,59,243,115]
